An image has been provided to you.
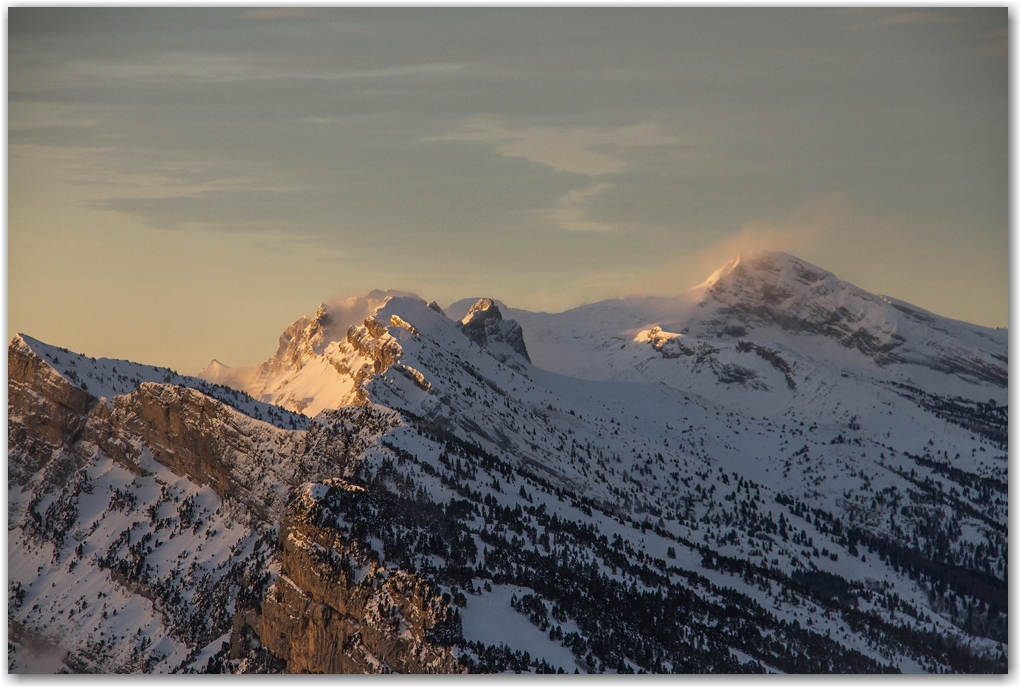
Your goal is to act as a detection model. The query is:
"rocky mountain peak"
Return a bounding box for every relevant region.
[314,303,331,324]
[198,359,229,377]
[271,313,328,373]
[459,298,531,367]
[690,251,904,353]
[462,297,499,324]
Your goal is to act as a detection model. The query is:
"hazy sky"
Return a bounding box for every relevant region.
[8,8,1008,373]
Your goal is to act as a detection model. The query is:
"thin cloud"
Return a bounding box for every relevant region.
[9,101,104,132]
[32,53,467,87]
[323,62,466,82]
[774,47,836,64]
[550,183,615,232]
[434,119,683,177]
[854,11,961,29]
[979,28,1008,58]
[238,8,317,20]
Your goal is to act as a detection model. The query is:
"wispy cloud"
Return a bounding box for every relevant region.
[13,51,467,89]
[433,119,686,233]
[773,47,836,63]
[238,8,318,21]
[550,183,615,232]
[854,11,961,29]
[979,28,1008,58]
[9,101,104,132]
[430,119,685,232]
[323,62,466,82]
[434,119,683,177]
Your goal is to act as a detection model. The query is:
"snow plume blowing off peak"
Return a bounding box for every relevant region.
[14,250,1007,674]
[198,290,424,398]
[196,291,537,416]
[693,250,858,324]
[295,290,429,351]
[698,250,828,290]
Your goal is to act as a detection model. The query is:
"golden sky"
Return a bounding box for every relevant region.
[8,8,1008,373]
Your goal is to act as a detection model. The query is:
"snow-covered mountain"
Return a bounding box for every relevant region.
[457,252,1005,411]
[9,252,1007,673]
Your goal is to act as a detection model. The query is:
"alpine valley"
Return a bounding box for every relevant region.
[8,252,1007,673]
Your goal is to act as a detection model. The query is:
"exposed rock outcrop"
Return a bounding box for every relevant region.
[459,298,531,367]
[260,482,464,674]
[321,317,409,407]
[269,305,334,374]
[634,326,693,359]
[8,337,327,524]
[8,336,97,487]
[96,383,319,522]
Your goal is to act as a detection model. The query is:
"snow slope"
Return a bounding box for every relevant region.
[496,252,1006,409]
[17,334,308,430]
[196,270,1006,671]
[10,252,1008,673]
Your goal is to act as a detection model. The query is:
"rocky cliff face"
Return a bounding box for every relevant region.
[259,482,463,674]
[8,335,97,487]
[9,338,285,671]
[459,298,531,368]
[9,249,1011,675]
[8,335,468,674]
[10,336,322,524]
[95,383,319,523]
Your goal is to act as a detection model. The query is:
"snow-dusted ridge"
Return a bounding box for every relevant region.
[15,333,309,430]
[8,252,1008,673]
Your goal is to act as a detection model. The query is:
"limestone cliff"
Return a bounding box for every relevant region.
[9,336,465,674]
[259,481,464,674]
[320,316,409,407]
[95,383,318,522]
[9,337,327,524]
[459,298,531,370]
[8,336,96,486]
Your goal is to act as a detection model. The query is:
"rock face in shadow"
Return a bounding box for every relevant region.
[459,298,531,368]
[260,481,464,674]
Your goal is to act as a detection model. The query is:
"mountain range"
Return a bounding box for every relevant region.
[8,251,1007,673]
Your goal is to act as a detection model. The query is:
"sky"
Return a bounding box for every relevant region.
[8,8,1009,373]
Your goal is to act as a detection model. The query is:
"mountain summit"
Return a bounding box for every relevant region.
[696,252,1004,378]
[9,253,1007,673]
[459,298,532,368]
[505,251,1006,411]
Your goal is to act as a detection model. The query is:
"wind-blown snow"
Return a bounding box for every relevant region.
[10,251,1007,674]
